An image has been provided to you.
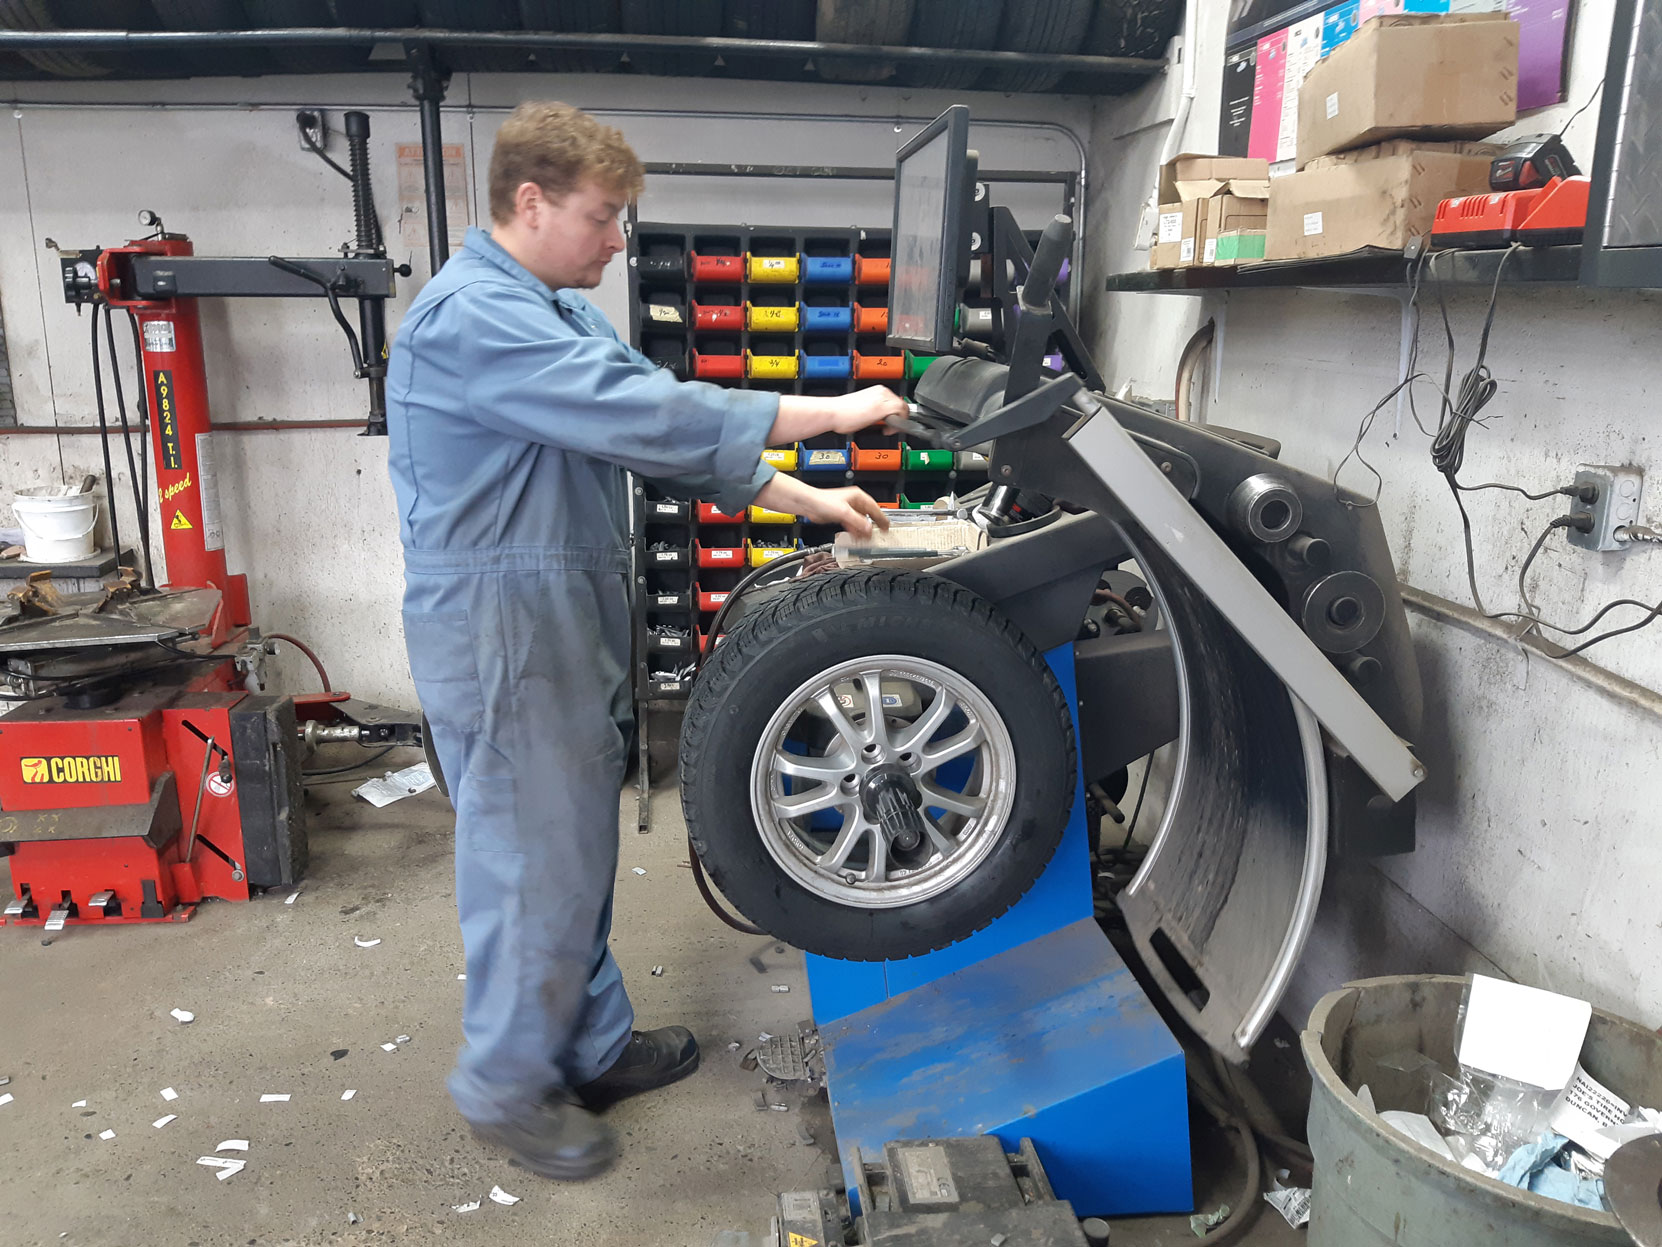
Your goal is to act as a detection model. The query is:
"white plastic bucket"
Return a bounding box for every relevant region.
[13,487,99,562]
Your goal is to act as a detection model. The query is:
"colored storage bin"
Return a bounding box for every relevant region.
[853,304,889,334]
[854,255,891,285]
[748,505,796,524]
[645,545,689,568]
[851,445,902,471]
[697,588,731,612]
[746,303,801,332]
[762,447,799,471]
[690,252,743,282]
[648,632,692,654]
[646,591,690,610]
[644,498,689,520]
[802,305,853,333]
[803,256,854,283]
[692,352,743,380]
[637,253,684,279]
[798,444,850,471]
[955,451,990,472]
[747,254,801,283]
[802,354,852,380]
[749,543,798,567]
[747,350,800,379]
[853,352,904,380]
[696,501,744,524]
[692,302,743,331]
[1044,352,1065,371]
[905,352,940,381]
[695,541,746,569]
[899,495,938,510]
[905,447,954,471]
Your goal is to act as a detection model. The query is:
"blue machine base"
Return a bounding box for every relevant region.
[804,645,1193,1218]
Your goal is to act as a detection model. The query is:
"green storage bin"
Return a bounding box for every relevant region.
[904,352,940,381]
[904,448,954,471]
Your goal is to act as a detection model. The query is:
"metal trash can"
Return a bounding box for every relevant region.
[1302,974,1662,1246]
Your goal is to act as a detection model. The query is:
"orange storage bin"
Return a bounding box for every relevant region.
[854,255,891,286]
[853,304,889,334]
[851,445,902,471]
[853,352,904,380]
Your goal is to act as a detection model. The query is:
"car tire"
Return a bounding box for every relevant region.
[981,0,1092,94]
[680,569,1076,961]
[899,0,1001,90]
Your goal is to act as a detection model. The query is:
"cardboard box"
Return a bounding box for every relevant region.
[1265,145,1493,260]
[1304,137,1502,171]
[1297,13,1519,167]
[1214,231,1267,265]
[1203,181,1270,264]
[1151,155,1272,268]
[1150,198,1210,269]
[1157,153,1271,204]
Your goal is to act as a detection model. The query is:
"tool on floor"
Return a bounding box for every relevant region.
[0,112,422,929]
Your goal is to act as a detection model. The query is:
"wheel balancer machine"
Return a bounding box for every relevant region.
[0,112,421,930]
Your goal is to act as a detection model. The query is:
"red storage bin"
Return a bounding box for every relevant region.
[853,352,904,380]
[853,304,889,334]
[697,588,731,612]
[695,541,746,569]
[690,252,743,282]
[854,255,891,285]
[692,302,743,331]
[696,501,744,524]
[692,352,744,380]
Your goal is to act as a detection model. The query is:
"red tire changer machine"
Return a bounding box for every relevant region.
[0,111,421,931]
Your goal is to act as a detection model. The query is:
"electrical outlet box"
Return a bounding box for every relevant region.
[296,109,328,153]
[1568,464,1645,552]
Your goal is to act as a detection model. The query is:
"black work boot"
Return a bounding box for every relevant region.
[576,1026,701,1110]
[470,1094,616,1181]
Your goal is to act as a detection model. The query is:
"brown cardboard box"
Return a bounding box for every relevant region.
[1304,138,1502,171]
[1203,181,1270,264]
[1157,153,1271,204]
[1297,14,1518,168]
[1150,198,1210,269]
[1265,146,1493,260]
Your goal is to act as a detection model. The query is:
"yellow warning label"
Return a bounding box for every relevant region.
[21,755,123,784]
[170,510,193,530]
[787,1235,819,1247]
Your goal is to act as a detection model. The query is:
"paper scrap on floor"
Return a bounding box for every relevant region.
[152,1115,177,1129]
[217,1139,249,1152]
[353,762,436,808]
[1264,1184,1312,1228]
[170,1008,195,1024]
[452,1200,481,1213]
[489,1185,520,1206]
[1457,975,1590,1089]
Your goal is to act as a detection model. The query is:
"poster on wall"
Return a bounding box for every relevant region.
[1219,0,1575,157]
[398,143,470,253]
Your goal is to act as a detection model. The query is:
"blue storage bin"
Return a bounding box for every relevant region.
[802,354,852,380]
[797,443,851,472]
[802,256,855,284]
[802,305,854,333]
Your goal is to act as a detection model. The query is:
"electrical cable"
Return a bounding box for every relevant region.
[1555,78,1605,140]
[1118,755,1155,854]
[264,632,332,692]
[88,310,124,568]
[303,744,397,778]
[1516,515,1579,622]
[697,544,830,670]
[298,113,353,181]
[122,311,151,580]
[102,304,153,588]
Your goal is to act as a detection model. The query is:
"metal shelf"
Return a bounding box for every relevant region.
[1104,245,1590,294]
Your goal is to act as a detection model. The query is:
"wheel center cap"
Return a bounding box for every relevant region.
[860,765,926,852]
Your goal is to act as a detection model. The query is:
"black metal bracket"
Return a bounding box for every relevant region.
[940,373,1083,451]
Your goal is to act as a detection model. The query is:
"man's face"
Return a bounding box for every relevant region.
[514,179,627,290]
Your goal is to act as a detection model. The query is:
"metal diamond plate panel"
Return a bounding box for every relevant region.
[1607,0,1662,247]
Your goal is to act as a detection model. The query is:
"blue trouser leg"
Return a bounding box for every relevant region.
[403,559,637,1126]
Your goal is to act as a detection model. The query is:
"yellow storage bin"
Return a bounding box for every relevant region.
[746,303,801,332]
[747,254,801,283]
[762,447,799,471]
[749,544,798,567]
[746,350,800,379]
[748,505,797,524]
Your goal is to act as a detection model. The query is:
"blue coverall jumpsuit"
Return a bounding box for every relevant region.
[386,226,780,1127]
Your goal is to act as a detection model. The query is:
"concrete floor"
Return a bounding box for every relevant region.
[0,750,1303,1247]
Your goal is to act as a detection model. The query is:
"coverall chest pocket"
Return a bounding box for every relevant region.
[403,610,486,733]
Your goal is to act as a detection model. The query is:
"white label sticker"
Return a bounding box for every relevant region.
[194,433,224,553]
[142,321,176,354]
[1303,211,1325,237]
[1179,238,1195,263]
[1204,239,1218,264]
[1326,92,1340,119]
[647,304,680,323]
[1158,211,1183,244]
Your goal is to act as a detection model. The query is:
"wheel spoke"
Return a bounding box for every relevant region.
[920,722,984,770]
[865,827,889,884]
[772,785,848,820]
[920,814,959,857]
[893,686,958,755]
[917,780,986,819]
[814,688,871,752]
[818,816,868,873]
[860,670,890,746]
[773,748,850,785]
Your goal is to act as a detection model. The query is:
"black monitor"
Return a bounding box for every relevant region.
[887,106,978,354]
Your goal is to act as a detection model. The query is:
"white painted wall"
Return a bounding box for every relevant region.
[1087,3,1662,1030]
[0,70,1089,701]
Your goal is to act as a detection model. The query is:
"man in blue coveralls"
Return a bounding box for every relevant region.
[387,101,902,1181]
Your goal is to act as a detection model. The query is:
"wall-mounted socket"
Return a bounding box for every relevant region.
[296,109,328,153]
[1568,464,1645,552]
